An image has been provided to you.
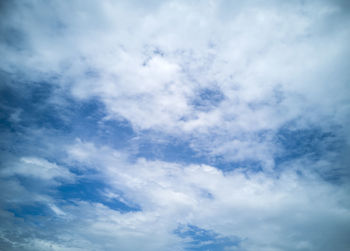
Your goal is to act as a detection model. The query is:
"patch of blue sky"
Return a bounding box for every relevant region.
[134,134,204,164]
[4,174,140,216]
[212,158,264,173]
[273,125,347,182]
[274,126,341,164]
[6,202,51,219]
[55,178,141,213]
[63,96,135,150]
[190,87,224,112]
[0,79,136,151]
[4,203,67,238]
[175,224,240,251]
[0,81,69,131]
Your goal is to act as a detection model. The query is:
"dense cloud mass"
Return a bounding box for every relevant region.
[1,0,350,250]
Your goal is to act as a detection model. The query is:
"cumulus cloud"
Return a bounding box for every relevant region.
[2,0,350,165]
[5,140,348,250]
[1,0,350,250]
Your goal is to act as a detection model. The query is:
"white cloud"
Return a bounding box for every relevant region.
[0,156,74,218]
[1,0,350,250]
[2,0,349,165]
[0,157,74,182]
[59,141,350,250]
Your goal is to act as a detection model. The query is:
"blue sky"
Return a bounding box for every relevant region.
[1,0,350,250]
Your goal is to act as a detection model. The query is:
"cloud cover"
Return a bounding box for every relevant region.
[1,0,350,250]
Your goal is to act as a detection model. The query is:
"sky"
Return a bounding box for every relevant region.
[0,0,350,250]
